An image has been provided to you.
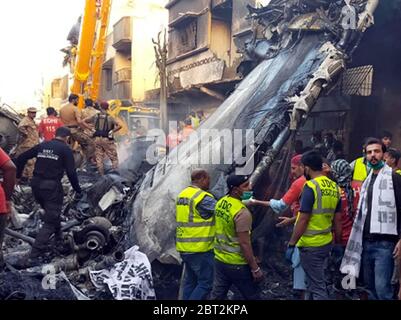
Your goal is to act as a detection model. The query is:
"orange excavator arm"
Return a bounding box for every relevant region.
[89,0,112,102]
[71,0,112,109]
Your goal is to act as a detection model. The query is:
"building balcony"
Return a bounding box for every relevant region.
[114,80,132,100]
[115,67,131,83]
[113,17,132,54]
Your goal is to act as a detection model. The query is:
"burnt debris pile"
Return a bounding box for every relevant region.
[1,146,158,300]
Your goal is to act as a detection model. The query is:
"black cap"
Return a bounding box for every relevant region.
[55,127,71,138]
[227,173,250,191]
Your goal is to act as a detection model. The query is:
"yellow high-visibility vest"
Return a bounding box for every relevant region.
[297,176,340,247]
[352,157,368,182]
[176,186,215,253]
[214,195,248,265]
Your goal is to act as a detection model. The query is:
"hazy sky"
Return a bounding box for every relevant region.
[0,1,84,107]
[0,0,272,108]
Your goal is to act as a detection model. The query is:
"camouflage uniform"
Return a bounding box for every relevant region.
[94,137,119,175]
[70,128,94,162]
[90,111,119,175]
[60,102,94,163]
[14,116,39,178]
[80,107,99,161]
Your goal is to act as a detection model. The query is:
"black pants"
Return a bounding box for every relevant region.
[30,177,64,257]
[210,259,260,300]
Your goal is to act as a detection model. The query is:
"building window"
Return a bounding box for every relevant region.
[105,68,113,91]
[177,19,197,55]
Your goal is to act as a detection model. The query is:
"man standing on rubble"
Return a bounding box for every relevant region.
[211,174,264,300]
[287,151,342,300]
[83,101,122,175]
[80,98,99,164]
[0,147,16,270]
[60,94,92,163]
[13,107,40,180]
[176,169,217,300]
[15,127,82,262]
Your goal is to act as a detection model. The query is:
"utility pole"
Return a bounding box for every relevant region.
[153,30,168,134]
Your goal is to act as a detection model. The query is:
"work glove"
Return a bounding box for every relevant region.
[285,245,295,264]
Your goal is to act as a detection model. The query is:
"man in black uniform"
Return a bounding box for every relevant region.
[15,127,82,259]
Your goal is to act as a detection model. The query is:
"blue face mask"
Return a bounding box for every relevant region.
[367,160,385,170]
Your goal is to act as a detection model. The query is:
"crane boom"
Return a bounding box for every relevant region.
[89,0,112,101]
[71,0,112,108]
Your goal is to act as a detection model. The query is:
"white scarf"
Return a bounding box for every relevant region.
[340,164,397,277]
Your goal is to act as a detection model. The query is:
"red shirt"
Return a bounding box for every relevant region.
[39,116,64,141]
[282,175,306,216]
[338,187,359,246]
[181,126,195,142]
[167,132,181,149]
[0,147,10,214]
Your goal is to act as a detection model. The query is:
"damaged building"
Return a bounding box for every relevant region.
[165,0,268,119]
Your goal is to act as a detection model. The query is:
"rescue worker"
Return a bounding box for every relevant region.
[166,127,181,153]
[286,151,342,300]
[250,155,306,227]
[59,93,92,163]
[81,98,99,122]
[176,169,217,300]
[190,111,200,129]
[15,127,82,262]
[249,155,307,298]
[80,98,99,163]
[38,107,63,142]
[59,94,80,129]
[13,107,40,180]
[181,118,194,142]
[197,110,205,123]
[351,138,373,200]
[0,147,16,270]
[211,174,264,300]
[83,101,122,175]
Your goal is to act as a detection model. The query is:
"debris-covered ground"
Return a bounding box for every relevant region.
[1,137,162,300]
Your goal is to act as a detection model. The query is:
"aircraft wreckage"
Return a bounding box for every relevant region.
[2,0,381,299]
[129,0,379,264]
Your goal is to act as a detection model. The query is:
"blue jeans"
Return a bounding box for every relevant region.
[362,240,396,300]
[210,259,260,300]
[180,251,214,300]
